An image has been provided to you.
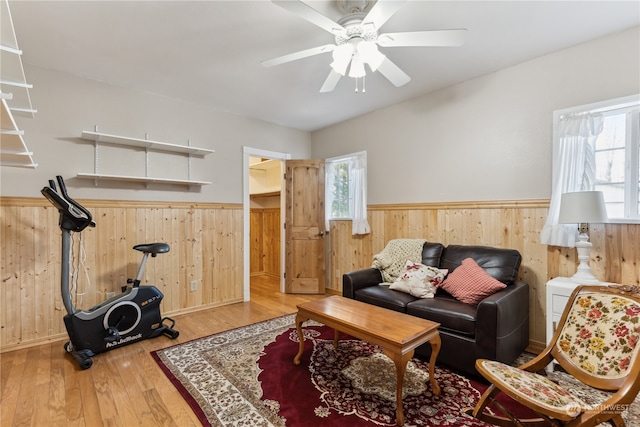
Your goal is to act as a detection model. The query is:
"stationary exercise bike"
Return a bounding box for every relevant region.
[42,176,179,369]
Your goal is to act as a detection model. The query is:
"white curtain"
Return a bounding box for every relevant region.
[325,167,336,231]
[540,113,604,247]
[351,157,370,235]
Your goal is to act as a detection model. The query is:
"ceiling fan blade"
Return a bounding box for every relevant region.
[362,0,407,30]
[272,0,345,35]
[376,57,411,87]
[377,29,468,47]
[320,70,342,93]
[261,44,336,68]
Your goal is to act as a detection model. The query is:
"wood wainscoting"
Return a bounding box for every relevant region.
[3,197,638,353]
[329,200,640,352]
[249,207,280,278]
[1,197,243,352]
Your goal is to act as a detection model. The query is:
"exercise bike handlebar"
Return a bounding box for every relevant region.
[41,176,95,232]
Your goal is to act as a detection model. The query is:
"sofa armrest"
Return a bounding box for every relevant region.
[342,268,383,299]
[475,281,530,361]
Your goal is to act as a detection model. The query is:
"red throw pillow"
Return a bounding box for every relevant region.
[439,257,506,305]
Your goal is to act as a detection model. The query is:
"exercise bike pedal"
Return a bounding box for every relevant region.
[104,326,121,343]
[160,317,179,339]
[164,328,180,339]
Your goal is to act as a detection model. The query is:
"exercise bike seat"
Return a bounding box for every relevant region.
[133,243,170,255]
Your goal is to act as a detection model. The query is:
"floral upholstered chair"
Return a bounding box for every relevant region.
[467,284,640,427]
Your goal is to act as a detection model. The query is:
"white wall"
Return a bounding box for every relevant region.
[311,26,640,205]
[2,66,311,203]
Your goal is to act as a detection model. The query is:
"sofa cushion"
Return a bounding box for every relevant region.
[407,295,477,337]
[439,257,506,305]
[354,286,416,312]
[421,242,446,267]
[389,260,447,298]
[440,245,522,284]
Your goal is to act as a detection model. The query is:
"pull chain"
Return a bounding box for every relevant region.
[354,76,366,94]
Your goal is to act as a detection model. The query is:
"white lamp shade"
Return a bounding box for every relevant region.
[357,41,385,71]
[330,44,354,76]
[348,57,366,78]
[558,191,608,224]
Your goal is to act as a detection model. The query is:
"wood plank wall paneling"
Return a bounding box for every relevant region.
[3,197,638,353]
[250,209,264,274]
[329,201,640,351]
[249,208,280,277]
[1,198,243,352]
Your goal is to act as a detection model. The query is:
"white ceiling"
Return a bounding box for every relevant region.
[8,0,640,132]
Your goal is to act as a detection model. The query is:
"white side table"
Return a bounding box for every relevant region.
[546,277,582,372]
[545,277,580,347]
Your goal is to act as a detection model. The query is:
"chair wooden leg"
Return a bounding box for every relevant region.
[464,384,553,427]
[465,385,516,426]
[609,414,626,427]
[473,384,500,417]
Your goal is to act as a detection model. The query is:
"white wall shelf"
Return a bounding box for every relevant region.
[249,158,282,195]
[1,0,37,169]
[80,131,215,156]
[249,158,279,171]
[1,98,36,168]
[78,129,214,187]
[77,173,211,187]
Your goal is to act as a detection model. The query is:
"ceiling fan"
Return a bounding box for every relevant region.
[261,0,467,93]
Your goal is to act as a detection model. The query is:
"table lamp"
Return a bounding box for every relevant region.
[558,191,608,284]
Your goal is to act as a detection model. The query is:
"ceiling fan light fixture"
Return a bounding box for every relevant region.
[330,43,354,75]
[357,41,385,71]
[265,0,468,93]
[348,57,366,78]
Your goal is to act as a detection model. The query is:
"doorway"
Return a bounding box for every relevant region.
[242,147,290,301]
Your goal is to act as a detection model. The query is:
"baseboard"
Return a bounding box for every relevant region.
[0,333,69,354]
[250,272,280,279]
[0,298,245,354]
[525,340,546,355]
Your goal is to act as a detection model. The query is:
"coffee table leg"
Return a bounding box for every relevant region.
[293,313,307,365]
[428,334,442,395]
[385,349,413,427]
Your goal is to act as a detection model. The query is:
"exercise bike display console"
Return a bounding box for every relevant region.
[42,176,179,369]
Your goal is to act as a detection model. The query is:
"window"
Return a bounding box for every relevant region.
[542,95,639,246]
[326,151,365,219]
[593,106,640,219]
[555,95,640,222]
[327,159,352,219]
[325,151,370,235]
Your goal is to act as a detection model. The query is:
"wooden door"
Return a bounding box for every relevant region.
[284,159,325,294]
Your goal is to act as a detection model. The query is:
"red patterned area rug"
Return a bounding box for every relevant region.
[151,315,554,426]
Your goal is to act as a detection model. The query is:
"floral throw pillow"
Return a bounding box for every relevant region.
[438,257,506,305]
[389,260,447,298]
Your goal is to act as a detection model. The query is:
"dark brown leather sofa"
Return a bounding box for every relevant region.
[342,242,529,377]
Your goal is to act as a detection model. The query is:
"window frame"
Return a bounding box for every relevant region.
[325,151,367,221]
[552,94,640,224]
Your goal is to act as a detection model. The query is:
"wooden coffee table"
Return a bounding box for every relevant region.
[293,295,441,426]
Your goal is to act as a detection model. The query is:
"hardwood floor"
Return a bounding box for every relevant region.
[0,276,328,427]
